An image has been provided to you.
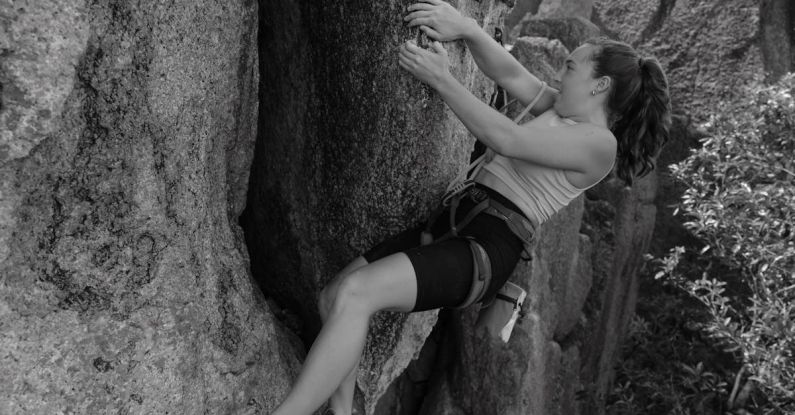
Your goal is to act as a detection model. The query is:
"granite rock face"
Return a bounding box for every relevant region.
[592,0,763,123]
[246,0,508,412]
[0,1,300,414]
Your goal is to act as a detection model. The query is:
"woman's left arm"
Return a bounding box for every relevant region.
[398,40,613,173]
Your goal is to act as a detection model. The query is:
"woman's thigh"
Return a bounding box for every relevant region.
[334,239,476,314]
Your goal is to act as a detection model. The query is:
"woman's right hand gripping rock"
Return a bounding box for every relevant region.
[404,0,475,41]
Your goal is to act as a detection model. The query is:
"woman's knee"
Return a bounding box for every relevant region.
[319,257,370,320]
[331,271,374,313]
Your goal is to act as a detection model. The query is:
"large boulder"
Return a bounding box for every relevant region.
[0,1,299,414]
[510,16,601,50]
[505,0,544,37]
[246,0,508,412]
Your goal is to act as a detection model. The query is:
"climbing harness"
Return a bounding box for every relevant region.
[420,78,549,316]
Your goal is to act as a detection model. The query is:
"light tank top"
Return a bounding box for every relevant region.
[479,112,611,226]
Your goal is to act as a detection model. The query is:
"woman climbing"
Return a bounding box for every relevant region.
[272,1,670,414]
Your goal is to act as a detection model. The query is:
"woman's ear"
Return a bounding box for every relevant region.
[596,76,611,94]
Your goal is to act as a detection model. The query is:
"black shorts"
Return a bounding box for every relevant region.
[362,184,528,312]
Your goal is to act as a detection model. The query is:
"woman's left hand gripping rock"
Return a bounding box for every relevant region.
[404,0,472,41]
[398,40,450,88]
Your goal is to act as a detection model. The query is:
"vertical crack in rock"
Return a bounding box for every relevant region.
[215,268,243,355]
[246,0,505,411]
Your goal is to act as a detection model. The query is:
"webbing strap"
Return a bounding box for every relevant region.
[450,199,489,238]
[496,293,519,305]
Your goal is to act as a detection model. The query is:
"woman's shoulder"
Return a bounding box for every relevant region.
[546,111,616,154]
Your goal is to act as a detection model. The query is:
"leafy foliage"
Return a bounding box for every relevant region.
[607,281,736,414]
[656,74,795,412]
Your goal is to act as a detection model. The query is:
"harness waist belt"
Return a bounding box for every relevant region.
[468,187,536,246]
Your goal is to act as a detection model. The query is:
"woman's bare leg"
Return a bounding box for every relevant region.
[272,253,418,415]
[320,257,368,415]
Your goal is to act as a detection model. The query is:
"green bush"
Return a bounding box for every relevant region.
[657,74,795,412]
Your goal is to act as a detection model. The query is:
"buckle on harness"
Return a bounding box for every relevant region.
[468,187,488,203]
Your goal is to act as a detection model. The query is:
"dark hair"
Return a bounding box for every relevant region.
[585,37,671,185]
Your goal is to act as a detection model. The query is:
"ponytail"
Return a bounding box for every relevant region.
[586,37,672,185]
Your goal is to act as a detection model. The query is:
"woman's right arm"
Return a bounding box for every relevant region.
[406,0,557,115]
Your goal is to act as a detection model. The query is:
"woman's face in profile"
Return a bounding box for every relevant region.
[553,44,599,117]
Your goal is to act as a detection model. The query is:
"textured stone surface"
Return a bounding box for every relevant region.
[505,0,544,39]
[0,1,301,414]
[579,174,658,413]
[759,0,794,80]
[510,16,601,51]
[246,0,508,412]
[592,0,763,123]
[553,233,593,339]
[537,0,594,19]
[507,36,569,84]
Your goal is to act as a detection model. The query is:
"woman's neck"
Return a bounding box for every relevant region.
[554,100,609,128]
